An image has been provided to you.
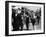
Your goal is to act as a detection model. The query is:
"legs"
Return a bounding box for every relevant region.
[21,23,23,30]
[32,23,34,30]
[37,16,40,24]
[26,23,29,30]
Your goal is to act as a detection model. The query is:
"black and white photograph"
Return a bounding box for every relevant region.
[11,6,41,31]
[5,1,45,36]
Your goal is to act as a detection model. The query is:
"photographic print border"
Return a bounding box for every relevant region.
[5,1,45,36]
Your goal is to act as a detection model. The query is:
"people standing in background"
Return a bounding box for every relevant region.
[36,14,40,24]
[35,10,41,24]
[30,11,36,30]
[25,12,29,30]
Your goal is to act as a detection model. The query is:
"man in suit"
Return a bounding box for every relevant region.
[12,8,18,31]
[17,13,23,30]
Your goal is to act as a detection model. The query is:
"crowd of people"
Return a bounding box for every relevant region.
[12,6,41,31]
